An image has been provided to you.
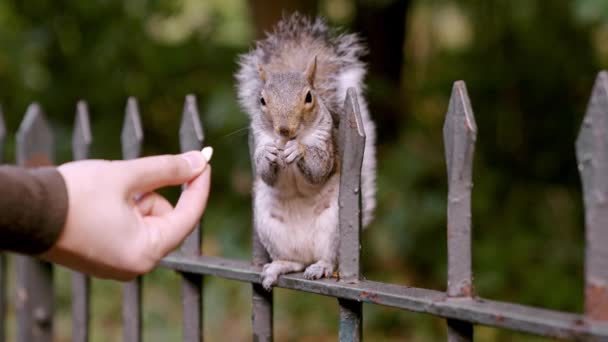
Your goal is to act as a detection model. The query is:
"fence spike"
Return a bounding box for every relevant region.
[180,94,204,152]
[338,87,365,282]
[16,103,54,166]
[250,130,274,342]
[576,70,608,322]
[0,105,5,342]
[443,81,477,341]
[443,80,476,297]
[121,97,143,161]
[15,103,54,342]
[0,106,5,163]
[0,253,4,342]
[179,94,205,342]
[121,97,143,342]
[72,101,92,161]
[337,88,365,342]
[71,100,92,342]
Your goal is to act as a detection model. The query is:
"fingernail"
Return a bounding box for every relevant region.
[201,146,213,162]
[181,151,206,172]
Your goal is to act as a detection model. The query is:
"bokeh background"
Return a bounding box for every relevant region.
[1,0,608,341]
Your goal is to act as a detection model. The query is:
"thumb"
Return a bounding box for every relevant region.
[124,148,213,193]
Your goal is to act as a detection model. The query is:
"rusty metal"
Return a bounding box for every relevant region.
[337,88,365,342]
[576,70,608,323]
[250,131,274,342]
[443,81,477,341]
[0,106,5,342]
[121,97,144,342]
[71,101,92,342]
[586,284,608,321]
[15,103,54,342]
[179,95,204,342]
[160,253,608,340]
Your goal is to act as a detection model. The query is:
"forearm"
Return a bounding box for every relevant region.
[0,166,68,254]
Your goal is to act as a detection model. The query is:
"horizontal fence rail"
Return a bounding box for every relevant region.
[159,254,608,340]
[0,73,608,341]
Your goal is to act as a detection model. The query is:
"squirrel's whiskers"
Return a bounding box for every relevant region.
[221,126,249,139]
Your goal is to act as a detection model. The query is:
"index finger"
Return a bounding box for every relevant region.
[147,166,212,256]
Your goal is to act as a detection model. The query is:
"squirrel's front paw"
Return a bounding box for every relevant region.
[262,143,279,163]
[283,139,303,164]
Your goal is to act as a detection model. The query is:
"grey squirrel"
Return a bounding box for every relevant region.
[235,13,376,290]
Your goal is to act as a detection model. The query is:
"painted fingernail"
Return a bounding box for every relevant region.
[201,146,213,162]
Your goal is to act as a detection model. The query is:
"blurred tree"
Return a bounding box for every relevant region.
[248,0,318,38]
[354,0,411,143]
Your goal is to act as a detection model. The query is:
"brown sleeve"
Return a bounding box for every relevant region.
[0,166,68,254]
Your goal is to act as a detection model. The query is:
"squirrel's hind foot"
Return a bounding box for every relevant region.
[303,260,334,280]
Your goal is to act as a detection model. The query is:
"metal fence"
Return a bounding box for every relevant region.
[1,72,608,342]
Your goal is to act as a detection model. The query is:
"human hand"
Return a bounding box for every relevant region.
[41,148,213,281]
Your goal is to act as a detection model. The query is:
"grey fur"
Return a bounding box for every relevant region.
[235,13,376,289]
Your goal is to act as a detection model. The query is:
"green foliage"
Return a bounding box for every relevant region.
[1,0,607,341]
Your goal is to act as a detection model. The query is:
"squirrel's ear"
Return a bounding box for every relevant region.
[257,63,267,83]
[304,55,317,86]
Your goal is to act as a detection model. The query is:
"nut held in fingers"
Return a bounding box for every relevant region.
[201,146,213,162]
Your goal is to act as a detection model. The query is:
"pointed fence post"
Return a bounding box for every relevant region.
[179,95,204,342]
[337,88,366,342]
[121,97,144,342]
[0,107,6,342]
[250,131,273,342]
[71,101,92,342]
[0,106,4,163]
[443,81,477,341]
[576,70,608,323]
[15,103,54,342]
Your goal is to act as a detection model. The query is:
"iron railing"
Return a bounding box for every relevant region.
[1,72,608,341]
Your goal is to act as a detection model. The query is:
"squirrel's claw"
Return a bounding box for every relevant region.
[303,261,334,280]
[261,274,277,291]
[263,144,279,163]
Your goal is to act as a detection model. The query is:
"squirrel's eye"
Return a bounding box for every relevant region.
[305,91,312,104]
[260,97,266,106]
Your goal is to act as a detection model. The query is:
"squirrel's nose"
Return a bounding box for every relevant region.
[278,126,291,138]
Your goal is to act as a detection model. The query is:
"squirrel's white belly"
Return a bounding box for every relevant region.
[254,173,339,265]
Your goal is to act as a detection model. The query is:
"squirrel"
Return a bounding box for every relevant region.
[235,13,376,290]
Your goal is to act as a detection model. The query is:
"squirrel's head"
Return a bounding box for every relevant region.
[257,56,320,140]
